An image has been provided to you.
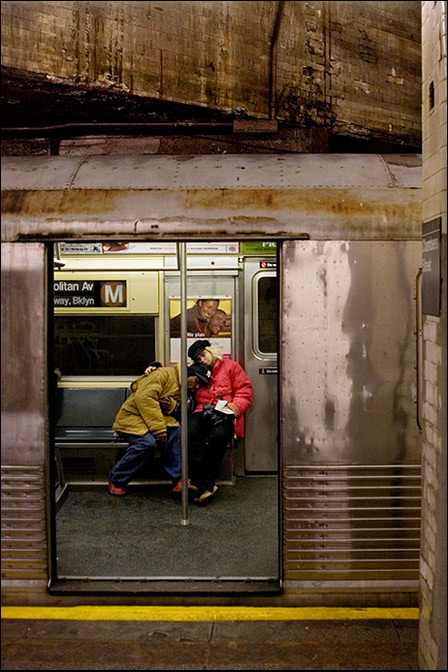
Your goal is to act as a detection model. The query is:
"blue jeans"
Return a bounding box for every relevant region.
[109,426,181,487]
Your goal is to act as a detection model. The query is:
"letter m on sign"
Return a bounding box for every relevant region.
[101,281,127,307]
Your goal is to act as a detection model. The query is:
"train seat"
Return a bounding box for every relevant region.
[55,387,127,442]
[54,388,130,497]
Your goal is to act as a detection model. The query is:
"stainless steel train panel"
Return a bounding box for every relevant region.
[1,466,48,580]
[281,240,421,465]
[281,240,422,586]
[283,464,421,582]
[1,243,48,466]
[1,154,420,192]
[1,243,49,584]
[1,155,422,242]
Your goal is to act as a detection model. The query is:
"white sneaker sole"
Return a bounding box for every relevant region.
[196,485,218,503]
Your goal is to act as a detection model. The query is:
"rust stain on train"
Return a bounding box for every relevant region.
[1,187,420,215]
[1,186,421,240]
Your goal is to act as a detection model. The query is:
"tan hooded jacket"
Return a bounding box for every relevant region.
[112,365,181,436]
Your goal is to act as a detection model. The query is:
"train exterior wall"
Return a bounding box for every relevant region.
[1,243,49,594]
[281,240,421,591]
[1,154,422,244]
[1,154,422,605]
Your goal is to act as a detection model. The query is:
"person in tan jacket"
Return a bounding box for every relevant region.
[108,364,196,497]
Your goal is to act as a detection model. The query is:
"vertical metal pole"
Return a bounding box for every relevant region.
[178,243,190,525]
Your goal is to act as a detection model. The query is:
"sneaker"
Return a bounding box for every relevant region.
[195,485,218,504]
[108,481,126,496]
[172,479,198,495]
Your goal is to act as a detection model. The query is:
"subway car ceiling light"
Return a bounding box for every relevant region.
[1,154,421,242]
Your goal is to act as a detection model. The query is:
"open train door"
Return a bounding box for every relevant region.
[50,240,280,593]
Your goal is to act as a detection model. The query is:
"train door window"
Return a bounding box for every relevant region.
[243,259,278,473]
[255,275,278,355]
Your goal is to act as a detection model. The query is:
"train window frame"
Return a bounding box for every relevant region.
[53,313,157,378]
[251,270,278,359]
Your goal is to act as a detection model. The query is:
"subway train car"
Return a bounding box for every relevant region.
[1,153,422,606]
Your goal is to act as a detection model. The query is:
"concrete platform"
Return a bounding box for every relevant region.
[1,608,419,670]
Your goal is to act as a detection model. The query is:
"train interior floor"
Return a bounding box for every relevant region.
[54,475,279,582]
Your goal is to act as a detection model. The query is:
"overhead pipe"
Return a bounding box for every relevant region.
[2,121,236,138]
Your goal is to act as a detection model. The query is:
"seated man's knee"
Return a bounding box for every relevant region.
[131,432,157,451]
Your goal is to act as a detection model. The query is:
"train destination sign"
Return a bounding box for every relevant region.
[54,280,127,308]
[422,218,441,316]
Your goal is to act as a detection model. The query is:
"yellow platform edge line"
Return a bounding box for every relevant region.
[1,606,419,621]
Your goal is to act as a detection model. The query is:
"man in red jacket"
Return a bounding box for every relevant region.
[187,339,253,503]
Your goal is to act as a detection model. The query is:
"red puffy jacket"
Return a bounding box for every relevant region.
[192,358,253,437]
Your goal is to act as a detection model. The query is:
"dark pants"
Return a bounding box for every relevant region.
[187,411,234,493]
[109,426,181,487]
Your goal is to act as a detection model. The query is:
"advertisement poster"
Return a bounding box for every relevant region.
[169,298,232,362]
[59,242,239,255]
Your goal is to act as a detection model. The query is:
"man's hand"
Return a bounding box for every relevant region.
[144,361,162,376]
[156,432,168,444]
[159,397,172,414]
